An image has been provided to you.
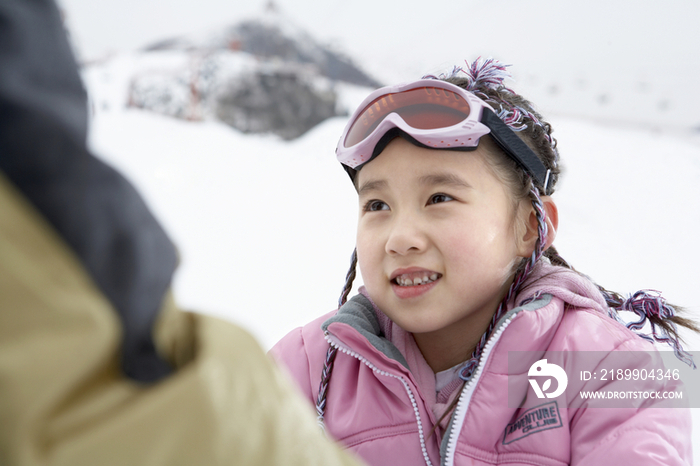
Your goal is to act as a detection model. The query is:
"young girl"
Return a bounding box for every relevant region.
[270,58,696,466]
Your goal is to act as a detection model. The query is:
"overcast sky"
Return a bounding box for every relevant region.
[57,0,698,80]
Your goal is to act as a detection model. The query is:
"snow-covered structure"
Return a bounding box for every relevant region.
[122,7,380,139]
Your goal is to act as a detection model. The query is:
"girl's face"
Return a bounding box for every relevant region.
[356,138,531,359]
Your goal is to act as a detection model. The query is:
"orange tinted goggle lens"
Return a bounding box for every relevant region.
[344,87,472,148]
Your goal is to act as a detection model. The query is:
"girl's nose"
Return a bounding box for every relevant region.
[385,214,428,256]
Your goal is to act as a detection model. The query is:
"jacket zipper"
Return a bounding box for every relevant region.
[442,313,518,466]
[324,332,436,466]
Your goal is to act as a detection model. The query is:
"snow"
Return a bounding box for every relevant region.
[82,41,700,465]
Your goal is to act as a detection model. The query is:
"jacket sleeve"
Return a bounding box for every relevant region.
[0,1,364,464]
[571,408,691,466]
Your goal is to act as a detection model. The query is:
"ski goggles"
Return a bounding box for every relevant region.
[336,79,552,194]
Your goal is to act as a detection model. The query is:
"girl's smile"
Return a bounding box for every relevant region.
[390,267,442,299]
[355,137,534,371]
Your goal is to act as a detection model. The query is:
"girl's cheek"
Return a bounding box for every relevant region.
[355,245,374,278]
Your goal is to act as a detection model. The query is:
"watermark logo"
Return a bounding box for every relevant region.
[528,359,568,399]
[509,351,694,409]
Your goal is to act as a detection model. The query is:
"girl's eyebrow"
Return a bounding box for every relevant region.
[420,172,473,189]
[357,179,388,196]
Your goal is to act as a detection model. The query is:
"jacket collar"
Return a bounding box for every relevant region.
[322,292,410,369]
[321,260,607,370]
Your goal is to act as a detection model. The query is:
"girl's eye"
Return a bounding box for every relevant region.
[428,193,454,205]
[364,200,389,212]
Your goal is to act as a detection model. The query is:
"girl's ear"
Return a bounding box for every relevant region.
[517,196,559,258]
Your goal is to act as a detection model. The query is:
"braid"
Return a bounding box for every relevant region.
[316,249,357,429]
[546,251,697,367]
[338,249,358,308]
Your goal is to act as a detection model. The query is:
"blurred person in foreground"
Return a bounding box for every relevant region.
[0,1,363,465]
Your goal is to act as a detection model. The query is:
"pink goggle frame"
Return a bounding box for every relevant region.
[335,79,551,194]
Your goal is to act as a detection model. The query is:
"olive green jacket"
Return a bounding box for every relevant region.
[0,176,360,466]
[0,1,361,464]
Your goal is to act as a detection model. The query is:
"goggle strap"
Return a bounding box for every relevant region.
[480,109,551,194]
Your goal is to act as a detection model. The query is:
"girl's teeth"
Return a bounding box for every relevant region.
[395,273,440,287]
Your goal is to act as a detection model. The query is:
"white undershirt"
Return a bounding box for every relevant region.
[435,362,464,393]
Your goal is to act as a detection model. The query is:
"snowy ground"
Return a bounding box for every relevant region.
[84,61,700,461]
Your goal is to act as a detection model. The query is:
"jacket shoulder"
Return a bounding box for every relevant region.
[269,310,337,404]
[552,304,655,352]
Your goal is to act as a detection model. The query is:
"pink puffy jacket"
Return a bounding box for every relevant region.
[270,262,692,465]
